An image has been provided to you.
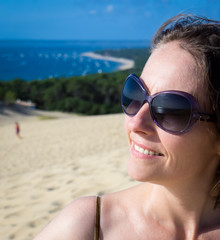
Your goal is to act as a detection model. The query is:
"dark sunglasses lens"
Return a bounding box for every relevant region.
[151,94,192,132]
[122,77,145,115]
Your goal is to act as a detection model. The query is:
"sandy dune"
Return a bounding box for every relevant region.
[0,106,137,240]
[81,52,135,70]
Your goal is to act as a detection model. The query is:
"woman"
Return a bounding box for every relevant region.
[34,14,220,239]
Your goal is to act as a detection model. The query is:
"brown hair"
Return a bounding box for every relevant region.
[151,14,220,208]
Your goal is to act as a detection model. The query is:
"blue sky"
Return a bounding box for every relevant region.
[0,0,220,41]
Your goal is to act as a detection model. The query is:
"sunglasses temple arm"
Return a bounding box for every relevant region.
[198,113,216,122]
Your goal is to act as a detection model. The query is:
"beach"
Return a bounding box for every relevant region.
[1,40,142,81]
[0,106,137,240]
[81,52,135,70]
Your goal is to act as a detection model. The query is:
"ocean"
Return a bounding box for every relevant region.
[0,40,147,81]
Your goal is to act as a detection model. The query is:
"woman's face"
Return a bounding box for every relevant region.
[125,41,219,186]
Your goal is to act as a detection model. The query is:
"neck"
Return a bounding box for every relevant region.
[142,176,216,239]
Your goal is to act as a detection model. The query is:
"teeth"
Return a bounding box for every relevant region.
[134,144,160,156]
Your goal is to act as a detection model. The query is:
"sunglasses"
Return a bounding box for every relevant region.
[121,74,215,135]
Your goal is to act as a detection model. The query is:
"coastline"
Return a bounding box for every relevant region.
[81,51,135,71]
[1,40,147,81]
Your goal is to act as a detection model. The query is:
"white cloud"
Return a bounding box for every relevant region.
[106,5,114,13]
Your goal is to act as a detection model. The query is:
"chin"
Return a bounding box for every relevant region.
[128,160,154,182]
[127,157,167,184]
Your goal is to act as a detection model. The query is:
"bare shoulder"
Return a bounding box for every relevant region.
[33,196,97,240]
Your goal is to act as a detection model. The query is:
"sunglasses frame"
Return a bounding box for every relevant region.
[121,74,215,135]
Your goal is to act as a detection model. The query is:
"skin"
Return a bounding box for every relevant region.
[34,41,220,240]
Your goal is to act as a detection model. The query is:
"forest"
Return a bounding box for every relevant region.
[0,48,150,115]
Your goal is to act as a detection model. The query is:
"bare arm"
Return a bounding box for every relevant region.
[33,196,97,240]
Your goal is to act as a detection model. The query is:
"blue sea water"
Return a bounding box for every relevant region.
[0,40,148,81]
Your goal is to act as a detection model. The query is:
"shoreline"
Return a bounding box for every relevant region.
[81,52,135,71]
[0,51,135,82]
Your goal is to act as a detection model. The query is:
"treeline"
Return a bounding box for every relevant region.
[0,48,150,115]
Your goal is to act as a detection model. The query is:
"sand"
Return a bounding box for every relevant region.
[0,106,137,240]
[81,52,135,70]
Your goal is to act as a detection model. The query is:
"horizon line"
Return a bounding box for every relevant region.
[0,38,150,42]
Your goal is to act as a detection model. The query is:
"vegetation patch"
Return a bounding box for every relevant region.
[38,115,57,120]
[0,48,150,115]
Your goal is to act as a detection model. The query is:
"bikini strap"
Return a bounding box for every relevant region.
[94,196,101,240]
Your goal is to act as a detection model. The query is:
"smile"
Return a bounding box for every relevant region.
[134,144,163,156]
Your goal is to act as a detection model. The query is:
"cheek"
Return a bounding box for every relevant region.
[160,128,218,176]
[124,116,129,130]
[162,136,188,172]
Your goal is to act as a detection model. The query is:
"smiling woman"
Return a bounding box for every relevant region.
[33,14,220,240]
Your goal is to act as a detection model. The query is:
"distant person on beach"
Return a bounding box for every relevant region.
[15,122,21,139]
[34,14,220,239]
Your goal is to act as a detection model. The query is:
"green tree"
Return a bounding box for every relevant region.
[4,91,16,105]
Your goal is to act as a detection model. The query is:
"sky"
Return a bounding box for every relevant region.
[0,0,220,41]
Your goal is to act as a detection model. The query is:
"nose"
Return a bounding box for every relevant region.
[125,102,156,134]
